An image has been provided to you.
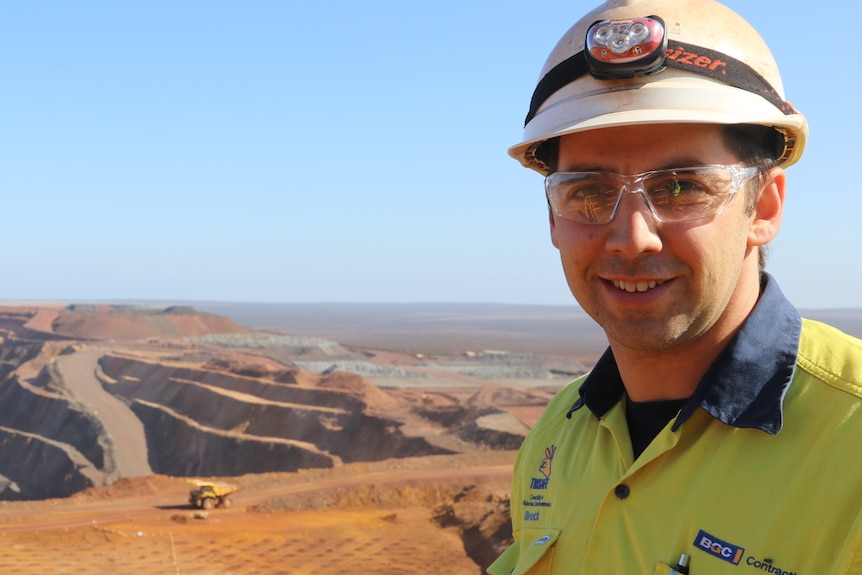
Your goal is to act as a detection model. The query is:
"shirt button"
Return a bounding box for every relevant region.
[614,484,630,499]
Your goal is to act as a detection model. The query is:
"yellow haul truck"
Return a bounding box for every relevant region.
[188,480,239,510]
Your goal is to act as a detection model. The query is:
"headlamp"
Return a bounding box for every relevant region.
[585,16,667,79]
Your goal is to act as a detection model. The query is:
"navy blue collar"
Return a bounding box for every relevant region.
[566,274,801,434]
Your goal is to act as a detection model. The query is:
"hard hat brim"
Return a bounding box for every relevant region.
[511,74,807,174]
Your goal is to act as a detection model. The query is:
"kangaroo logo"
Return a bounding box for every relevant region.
[529,445,557,494]
[539,445,556,478]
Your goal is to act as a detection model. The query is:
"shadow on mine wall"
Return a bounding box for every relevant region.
[0,339,112,500]
[98,355,453,478]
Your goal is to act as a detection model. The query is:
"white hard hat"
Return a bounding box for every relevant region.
[511,0,808,174]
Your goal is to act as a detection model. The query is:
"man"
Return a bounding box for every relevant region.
[489,1,862,574]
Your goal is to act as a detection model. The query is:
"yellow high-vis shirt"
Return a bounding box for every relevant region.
[490,278,862,575]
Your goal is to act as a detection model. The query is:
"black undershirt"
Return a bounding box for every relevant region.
[625,395,689,459]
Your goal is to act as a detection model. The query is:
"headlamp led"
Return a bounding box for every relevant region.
[585,16,667,79]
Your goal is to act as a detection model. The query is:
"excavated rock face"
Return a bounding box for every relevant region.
[0,427,98,499]
[0,340,43,381]
[130,400,336,475]
[97,354,452,477]
[432,485,513,571]
[0,341,110,500]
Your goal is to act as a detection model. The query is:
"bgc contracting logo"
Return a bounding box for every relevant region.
[694,530,799,574]
[694,530,744,564]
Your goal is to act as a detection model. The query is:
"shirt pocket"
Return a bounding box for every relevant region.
[487,528,560,575]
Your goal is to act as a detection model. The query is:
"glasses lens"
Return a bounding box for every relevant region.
[546,173,622,224]
[643,167,735,222]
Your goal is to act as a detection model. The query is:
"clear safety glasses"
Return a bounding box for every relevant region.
[545,164,762,224]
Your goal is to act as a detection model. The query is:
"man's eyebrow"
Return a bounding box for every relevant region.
[655,157,711,170]
[559,164,612,173]
[560,157,709,174]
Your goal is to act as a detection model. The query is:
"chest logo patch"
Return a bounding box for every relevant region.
[524,445,556,522]
[530,445,556,490]
[694,529,745,565]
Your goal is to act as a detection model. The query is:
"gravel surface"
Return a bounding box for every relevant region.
[186,333,346,354]
[293,361,427,379]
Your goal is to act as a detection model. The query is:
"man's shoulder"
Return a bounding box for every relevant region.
[798,318,862,399]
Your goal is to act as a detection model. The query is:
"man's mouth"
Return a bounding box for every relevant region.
[612,279,665,293]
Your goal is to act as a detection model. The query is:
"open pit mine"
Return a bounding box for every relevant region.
[0,303,596,573]
[0,304,574,501]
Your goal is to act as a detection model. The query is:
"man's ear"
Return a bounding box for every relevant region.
[748,167,785,247]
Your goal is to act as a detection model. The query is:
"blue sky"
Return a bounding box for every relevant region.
[0,1,858,308]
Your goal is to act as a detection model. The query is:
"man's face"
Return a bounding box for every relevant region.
[550,123,764,353]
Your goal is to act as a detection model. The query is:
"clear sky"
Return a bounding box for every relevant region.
[1,1,858,308]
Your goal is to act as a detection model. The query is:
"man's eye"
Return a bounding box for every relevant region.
[650,178,711,205]
[560,184,616,204]
[561,183,600,200]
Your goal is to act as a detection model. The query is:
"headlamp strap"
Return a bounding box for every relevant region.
[524,39,798,126]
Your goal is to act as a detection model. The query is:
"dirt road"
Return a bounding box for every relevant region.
[0,460,512,534]
[55,348,153,478]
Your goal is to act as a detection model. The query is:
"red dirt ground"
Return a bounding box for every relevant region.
[0,453,514,574]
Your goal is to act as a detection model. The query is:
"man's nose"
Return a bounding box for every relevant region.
[604,190,663,258]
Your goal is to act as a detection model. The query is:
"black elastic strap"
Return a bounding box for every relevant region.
[524,40,797,126]
[525,50,590,126]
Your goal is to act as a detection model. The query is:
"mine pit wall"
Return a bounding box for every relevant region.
[189,370,365,411]
[0,374,107,470]
[99,355,365,411]
[108,374,343,446]
[110,375,450,463]
[459,419,529,451]
[100,355,453,470]
[0,341,111,501]
[0,340,44,382]
[0,427,96,500]
[279,410,454,462]
[130,401,336,476]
